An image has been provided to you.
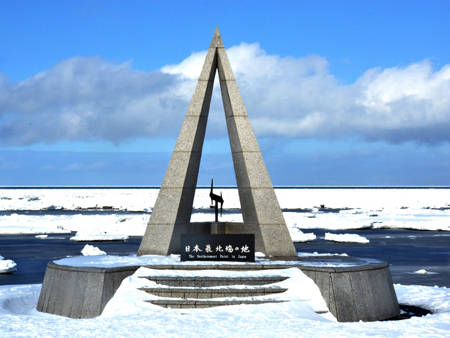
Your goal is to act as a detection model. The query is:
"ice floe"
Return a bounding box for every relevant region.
[70,233,129,242]
[0,255,17,274]
[0,188,450,238]
[324,233,370,243]
[413,269,439,275]
[289,228,316,242]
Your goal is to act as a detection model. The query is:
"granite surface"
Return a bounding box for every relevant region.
[138,27,296,257]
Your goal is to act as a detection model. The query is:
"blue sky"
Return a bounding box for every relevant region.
[1,0,450,186]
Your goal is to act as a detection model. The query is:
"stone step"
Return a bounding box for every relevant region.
[139,287,288,299]
[138,276,288,287]
[145,299,287,309]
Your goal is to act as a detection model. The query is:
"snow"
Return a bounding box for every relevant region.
[413,270,439,275]
[101,267,335,322]
[1,187,449,213]
[0,213,146,236]
[0,188,157,211]
[324,233,370,243]
[55,253,366,269]
[289,227,316,242]
[70,233,129,242]
[1,282,450,337]
[0,255,17,274]
[81,244,106,256]
[191,211,243,223]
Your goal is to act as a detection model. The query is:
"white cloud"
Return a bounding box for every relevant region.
[0,56,185,145]
[1,44,450,146]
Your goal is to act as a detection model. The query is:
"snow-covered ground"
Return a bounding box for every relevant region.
[1,280,450,337]
[1,188,449,238]
[2,251,450,336]
[102,266,335,321]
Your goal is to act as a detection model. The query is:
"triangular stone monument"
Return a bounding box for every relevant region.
[138,28,297,258]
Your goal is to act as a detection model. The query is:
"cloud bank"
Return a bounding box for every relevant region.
[1,43,450,146]
[0,57,184,145]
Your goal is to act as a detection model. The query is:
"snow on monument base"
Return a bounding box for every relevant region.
[37,256,400,322]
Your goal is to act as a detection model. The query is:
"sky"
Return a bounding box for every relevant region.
[1,0,450,186]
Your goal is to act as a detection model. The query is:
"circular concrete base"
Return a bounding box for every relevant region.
[37,255,399,321]
[296,256,400,322]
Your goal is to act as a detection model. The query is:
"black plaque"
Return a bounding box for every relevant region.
[180,234,255,262]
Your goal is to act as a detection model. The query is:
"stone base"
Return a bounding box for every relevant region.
[36,262,138,319]
[297,256,400,322]
[37,255,400,322]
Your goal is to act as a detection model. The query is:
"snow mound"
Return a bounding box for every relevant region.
[101,267,335,322]
[0,288,41,315]
[324,233,370,243]
[81,244,106,256]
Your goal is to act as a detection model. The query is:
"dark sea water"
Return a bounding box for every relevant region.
[296,229,450,288]
[1,229,449,288]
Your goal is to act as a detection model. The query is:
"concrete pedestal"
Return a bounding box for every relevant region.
[36,262,138,319]
[37,255,399,322]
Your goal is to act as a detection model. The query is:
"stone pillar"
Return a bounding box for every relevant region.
[137,35,217,256]
[217,42,297,257]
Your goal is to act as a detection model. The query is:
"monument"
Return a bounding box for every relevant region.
[37,28,400,322]
[209,180,224,222]
[138,27,297,258]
